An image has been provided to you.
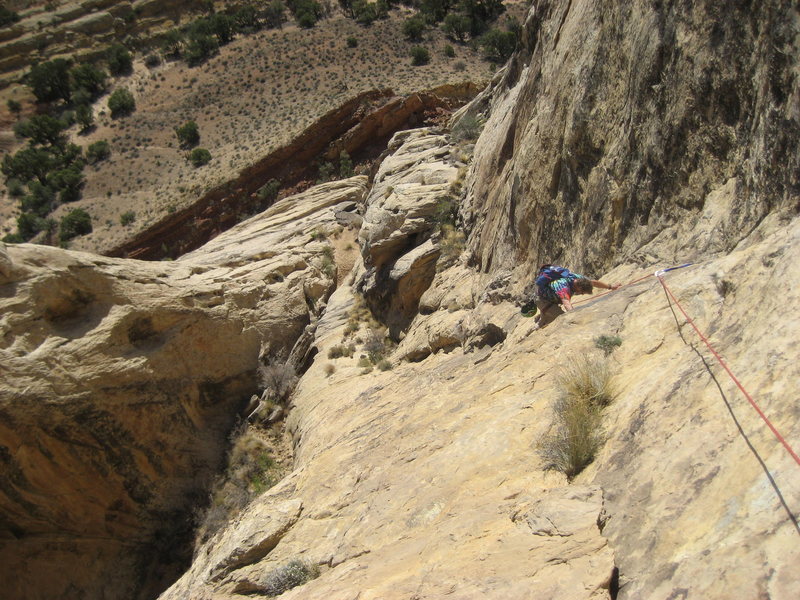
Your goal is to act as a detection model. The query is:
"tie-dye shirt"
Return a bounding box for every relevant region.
[541,272,585,304]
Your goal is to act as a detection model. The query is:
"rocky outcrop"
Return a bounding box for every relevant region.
[461,0,800,286]
[0,177,366,600]
[108,87,476,261]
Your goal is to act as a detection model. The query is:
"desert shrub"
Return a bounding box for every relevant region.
[59,208,92,241]
[7,99,21,116]
[538,394,605,481]
[410,46,430,66]
[175,120,200,148]
[328,344,355,359]
[145,53,161,67]
[324,363,336,377]
[86,140,110,164]
[339,150,354,178]
[287,0,322,27]
[17,212,46,241]
[108,87,135,117]
[162,29,184,57]
[433,195,457,229]
[537,356,615,480]
[454,60,466,71]
[451,114,482,142]
[377,359,392,371]
[316,160,334,182]
[120,211,135,226]
[443,44,455,57]
[438,224,464,267]
[346,35,358,47]
[480,27,516,62]
[106,44,133,76]
[6,178,24,197]
[594,335,622,356]
[559,355,615,408]
[363,328,389,363]
[21,181,56,216]
[260,559,320,596]
[403,15,425,41]
[357,356,371,368]
[319,247,336,278]
[258,363,298,405]
[195,427,282,546]
[48,164,85,203]
[189,147,212,167]
[257,178,281,201]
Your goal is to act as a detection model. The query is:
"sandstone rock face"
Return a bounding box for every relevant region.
[162,211,800,600]
[461,0,800,283]
[357,128,464,335]
[0,178,365,600]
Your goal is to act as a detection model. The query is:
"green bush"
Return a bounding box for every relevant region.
[14,114,67,147]
[480,27,517,62]
[263,0,287,29]
[86,140,110,165]
[346,36,358,47]
[410,46,430,66]
[443,44,456,58]
[594,335,622,356]
[328,344,355,359]
[120,211,135,226]
[59,208,92,241]
[339,150,354,178]
[0,6,20,27]
[17,212,46,241]
[175,120,200,148]
[7,99,21,115]
[260,559,320,596]
[106,44,133,76]
[258,363,298,405]
[442,13,471,42]
[403,15,425,41]
[70,63,107,101]
[189,147,212,167]
[76,104,93,132]
[108,87,135,117]
[145,53,161,68]
[257,179,281,201]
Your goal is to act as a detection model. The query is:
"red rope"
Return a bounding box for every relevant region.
[657,275,800,467]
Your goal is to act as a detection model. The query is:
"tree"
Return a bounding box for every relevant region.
[2,147,56,185]
[48,165,85,203]
[263,0,287,28]
[352,0,376,25]
[419,0,453,23]
[403,15,425,41]
[442,13,471,42]
[480,27,516,62]
[184,31,219,65]
[234,5,261,32]
[175,121,200,148]
[106,44,133,76]
[189,147,212,167]
[27,59,72,103]
[20,181,56,217]
[17,212,46,241]
[70,63,107,101]
[209,13,235,44]
[76,104,94,132]
[14,115,67,147]
[108,87,135,117]
[410,45,430,66]
[60,208,92,242]
[162,29,184,57]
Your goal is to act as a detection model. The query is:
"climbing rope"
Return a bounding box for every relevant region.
[656,272,800,467]
[569,261,799,466]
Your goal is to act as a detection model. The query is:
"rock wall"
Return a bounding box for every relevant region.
[461,0,799,281]
[0,177,366,599]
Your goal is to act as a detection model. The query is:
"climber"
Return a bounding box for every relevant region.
[524,264,620,328]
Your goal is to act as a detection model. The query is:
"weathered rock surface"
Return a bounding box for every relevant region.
[0,178,365,599]
[163,210,800,600]
[461,0,800,288]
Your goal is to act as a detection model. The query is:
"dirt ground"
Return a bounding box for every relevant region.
[0,6,528,254]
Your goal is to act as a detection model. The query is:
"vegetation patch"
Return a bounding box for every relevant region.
[537,356,616,480]
[259,559,320,596]
[594,334,622,356]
